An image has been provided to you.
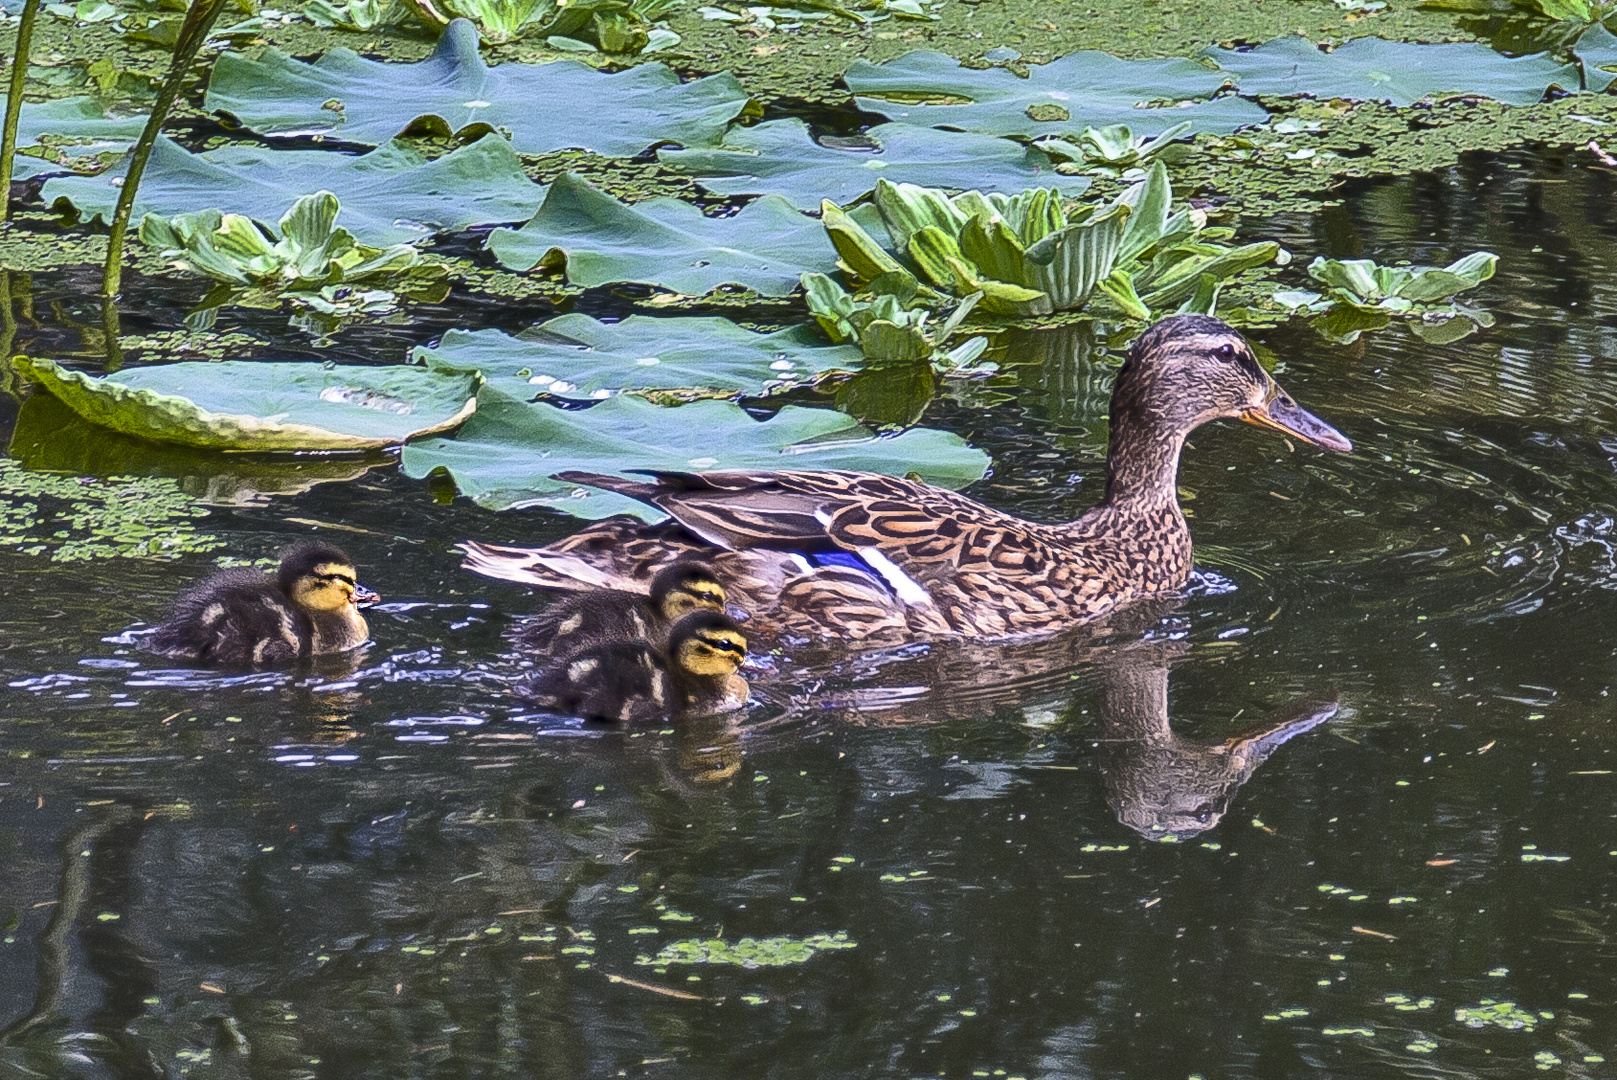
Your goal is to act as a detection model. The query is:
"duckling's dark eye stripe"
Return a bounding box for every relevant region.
[697,634,745,655]
[318,573,357,587]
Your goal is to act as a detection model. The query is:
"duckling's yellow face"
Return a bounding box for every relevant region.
[674,624,747,677]
[290,562,368,613]
[660,577,728,621]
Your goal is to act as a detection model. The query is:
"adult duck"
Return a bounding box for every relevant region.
[461,315,1350,643]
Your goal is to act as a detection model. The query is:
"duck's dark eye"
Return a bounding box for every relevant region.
[1214,344,1237,362]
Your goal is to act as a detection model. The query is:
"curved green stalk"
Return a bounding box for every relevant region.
[0,0,43,224]
[101,0,229,298]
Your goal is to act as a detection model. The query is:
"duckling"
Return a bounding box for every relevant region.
[145,541,379,666]
[511,561,728,657]
[519,611,749,723]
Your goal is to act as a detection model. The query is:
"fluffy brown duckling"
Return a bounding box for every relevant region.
[511,561,728,657]
[145,541,379,666]
[519,610,749,723]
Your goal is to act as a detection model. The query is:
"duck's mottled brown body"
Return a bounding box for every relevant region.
[461,316,1351,645]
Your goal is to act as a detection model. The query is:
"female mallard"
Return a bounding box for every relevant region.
[510,561,727,657]
[520,610,750,722]
[462,316,1350,643]
[146,541,379,666]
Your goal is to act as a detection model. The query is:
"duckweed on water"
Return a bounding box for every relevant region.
[0,458,221,561]
[636,931,856,968]
[1453,999,1541,1031]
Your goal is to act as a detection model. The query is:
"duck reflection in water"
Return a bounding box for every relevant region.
[1093,644,1337,841]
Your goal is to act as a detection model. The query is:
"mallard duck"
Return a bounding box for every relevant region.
[510,562,727,656]
[519,611,750,722]
[461,315,1351,643]
[145,541,379,666]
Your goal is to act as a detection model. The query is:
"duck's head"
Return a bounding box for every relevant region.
[1115,315,1351,453]
[278,541,380,614]
[650,562,727,621]
[668,610,748,678]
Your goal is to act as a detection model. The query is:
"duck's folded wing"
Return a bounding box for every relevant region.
[555,470,850,552]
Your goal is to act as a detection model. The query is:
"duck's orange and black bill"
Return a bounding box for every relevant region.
[352,584,381,607]
[1242,393,1352,453]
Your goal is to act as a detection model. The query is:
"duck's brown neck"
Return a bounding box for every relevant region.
[1101,410,1188,513]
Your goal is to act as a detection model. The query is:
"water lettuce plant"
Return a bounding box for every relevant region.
[406,0,681,51]
[844,49,1267,140]
[658,119,1088,211]
[1274,252,1498,343]
[304,0,409,30]
[819,163,1280,321]
[46,133,545,247]
[399,385,989,518]
[802,271,988,370]
[15,357,478,450]
[1031,121,1193,180]
[138,191,451,329]
[204,20,754,156]
[414,314,863,401]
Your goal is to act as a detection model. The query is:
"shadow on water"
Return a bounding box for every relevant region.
[8,144,1617,1077]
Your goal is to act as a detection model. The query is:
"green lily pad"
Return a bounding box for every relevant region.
[6,95,147,180]
[43,134,544,247]
[203,18,755,157]
[657,119,1089,210]
[486,172,853,294]
[415,314,863,400]
[1574,23,1617,93]
[1206,36,1578,106]
[15,358,478,451]
[844,50,1267,140]
[399,385,989,518]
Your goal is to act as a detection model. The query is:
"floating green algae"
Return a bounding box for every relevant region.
[1453,999,1543,1031]
[0,458,223,562]
[635,931,857,968]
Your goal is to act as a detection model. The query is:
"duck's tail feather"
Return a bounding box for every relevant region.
[458,541,643,594]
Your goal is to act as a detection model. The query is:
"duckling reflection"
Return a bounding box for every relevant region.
[1094,647,1337,841]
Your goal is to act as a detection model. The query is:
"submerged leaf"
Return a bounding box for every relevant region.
[3,95,148,180]
[486,173,848,295]
[658,120,1088,210]
[1206,35,1578,106]
[45,134,545,247]
[414,315,862,399]
[399,386,989,517]
[15,358,477,451]
[204,18,755,156]
[844,50,1267,140]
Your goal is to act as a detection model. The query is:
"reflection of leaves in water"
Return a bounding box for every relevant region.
[636,931,856,968]
[0,457,222,562]
[9,392,380,506]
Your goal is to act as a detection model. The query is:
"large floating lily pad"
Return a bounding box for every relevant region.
[416,315,863,400]
[1575,23,1617,93]
[400,386,989,518]
[43,134,544,247]
[657,120,1089,210]
[7,95,147,180]
[16,358,478,452]
[204,18,755,156]
[1206,36,1578,106]
[486,172,849,295]
[844,50,1267,140]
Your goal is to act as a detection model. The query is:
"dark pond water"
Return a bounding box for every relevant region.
[6,145,1617,1079]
